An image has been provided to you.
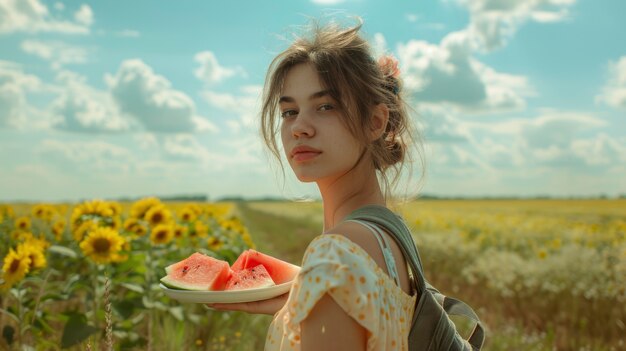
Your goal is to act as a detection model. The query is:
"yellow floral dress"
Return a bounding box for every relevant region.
[265,234,416,350]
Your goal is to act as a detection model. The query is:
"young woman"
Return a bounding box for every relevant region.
[209,20,422,350]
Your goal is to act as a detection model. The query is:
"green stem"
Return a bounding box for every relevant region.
[31,270,52,326]
[16,282,24,349]
[91,264,101,351]
[146,244,153,351]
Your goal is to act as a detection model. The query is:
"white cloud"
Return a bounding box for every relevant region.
[397,31,531,112]
[134,133,158,150]
[420,106,624,176]
[21,40,89,70]
[372,33,387,58]
[596,56,626,110]
[201,85,261,130]
[116,29,140,38]
[310,0,345,4]
[105,59,217,133]
[416,104,472,143]
[457,0,577,51]
[0,60,46,128]
[51,70,131,132]
[37,139,134,173]
[0,0,92,34]
[406,14,419,22]
[73,4,93,26]
[193,51,241,85]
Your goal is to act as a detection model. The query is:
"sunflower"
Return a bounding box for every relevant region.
[241,231,256,249]
[150,224,174,245]
[1,248,31,289]
[32,204,55,222]
[130,197,162,220]
[15,217,31,231]
[79,227,125,264]
[0,205,15,220]
[173,225,187,239]
[23,234,50,251]
[207,236,224,251]
[145,205,172,228]
[193,221,209,238]
[73,220,99,242]
[70,200,116,231]
[178,207,197,222]
[17,243,46,270]
[52,219,66,240]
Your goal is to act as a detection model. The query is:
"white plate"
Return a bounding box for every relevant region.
[160,281,293,304]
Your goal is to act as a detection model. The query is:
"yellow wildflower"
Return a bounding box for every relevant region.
[537,248,548,260]
[150,224,174,245]
[79,227,125,264]
[1,248,31,289]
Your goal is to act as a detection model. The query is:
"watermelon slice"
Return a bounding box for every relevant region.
[231,249,300,284]
[224,264,275,291]
[160,252,231,291]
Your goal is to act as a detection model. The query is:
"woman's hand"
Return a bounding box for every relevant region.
[207,292,289,316]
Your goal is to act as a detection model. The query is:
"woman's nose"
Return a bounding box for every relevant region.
[291,112,315,138]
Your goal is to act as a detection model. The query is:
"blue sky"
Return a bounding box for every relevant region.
[0,0,625,202]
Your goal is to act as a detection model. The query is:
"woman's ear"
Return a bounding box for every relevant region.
[370,103,389,141]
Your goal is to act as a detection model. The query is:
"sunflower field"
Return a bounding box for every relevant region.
[0,198,262,350]
[2,198,625,350]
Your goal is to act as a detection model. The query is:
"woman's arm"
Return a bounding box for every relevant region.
[301,293,367,351]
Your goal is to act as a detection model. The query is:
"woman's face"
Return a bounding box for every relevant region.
[279,63,363,184]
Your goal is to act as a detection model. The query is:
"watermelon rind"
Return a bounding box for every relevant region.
[160,276,212,291]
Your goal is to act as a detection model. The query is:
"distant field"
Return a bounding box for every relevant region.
[247,199,626,351]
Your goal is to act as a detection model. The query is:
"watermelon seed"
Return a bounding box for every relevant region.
[182,265,189,273]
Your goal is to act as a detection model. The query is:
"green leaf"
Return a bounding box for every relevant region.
[2,325,14,346]
[60,312,100,349]
[112,300,136,320]
[120,282,144,293]
[169,306,184,321]
[0,308,19,323]
[48,245,78,258]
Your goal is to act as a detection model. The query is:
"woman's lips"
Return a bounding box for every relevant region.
[290,145,322,162]
[292,151,321,162]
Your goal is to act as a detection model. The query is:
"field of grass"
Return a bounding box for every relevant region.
[1,199,624,350]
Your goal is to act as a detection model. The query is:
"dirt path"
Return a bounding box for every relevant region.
[236,202,322,265]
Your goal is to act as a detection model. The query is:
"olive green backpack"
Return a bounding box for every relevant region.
[345,205,485,351]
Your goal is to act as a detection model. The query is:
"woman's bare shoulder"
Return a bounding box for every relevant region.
[323,221,386,272]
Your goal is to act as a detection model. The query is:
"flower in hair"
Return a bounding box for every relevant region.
[378,55,400,79]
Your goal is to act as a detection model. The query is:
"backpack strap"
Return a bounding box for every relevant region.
[344,205,427,294]
[345,205,485,350]
[346,219,402,287]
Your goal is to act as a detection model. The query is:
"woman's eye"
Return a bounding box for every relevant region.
[281,110,298,118]
[318,104,334,112]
